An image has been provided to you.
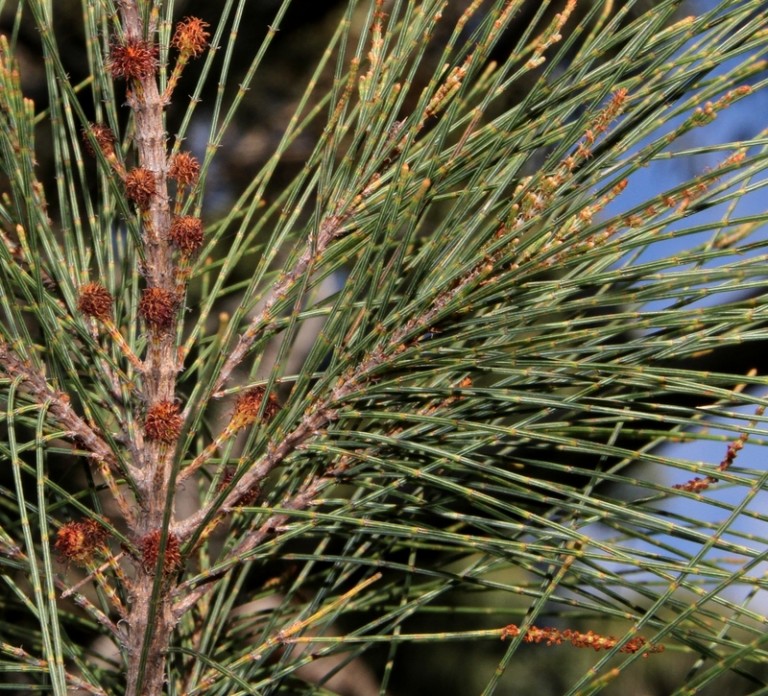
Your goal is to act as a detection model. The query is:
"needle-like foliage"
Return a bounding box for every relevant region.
[1,1,768,694]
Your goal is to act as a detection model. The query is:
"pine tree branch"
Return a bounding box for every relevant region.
[0,341,137,483]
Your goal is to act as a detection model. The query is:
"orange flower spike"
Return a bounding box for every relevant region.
[501,623,663,657]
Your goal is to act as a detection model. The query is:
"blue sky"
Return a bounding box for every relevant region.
[588,0,768,612]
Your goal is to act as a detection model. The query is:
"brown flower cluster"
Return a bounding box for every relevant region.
[139,287,177,330]
[108,37,158,81]
[144,401,183,444]
[169,216,204,255]
[171,17,210,58]
[55,518,108,565]
[231,386,281,430]
[501,624,663,657]
[124,167,157,210]
[77,282,114,321]
[82,123,116,158]
[168,152,200,187]
[139,530,182,575]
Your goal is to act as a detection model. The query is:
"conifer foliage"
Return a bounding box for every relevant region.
[1,1,768,694]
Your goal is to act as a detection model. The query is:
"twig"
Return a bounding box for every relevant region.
[0,341,138,484]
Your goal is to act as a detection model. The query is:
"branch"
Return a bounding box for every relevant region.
[0,341,137,483]
[211,205,366,397]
